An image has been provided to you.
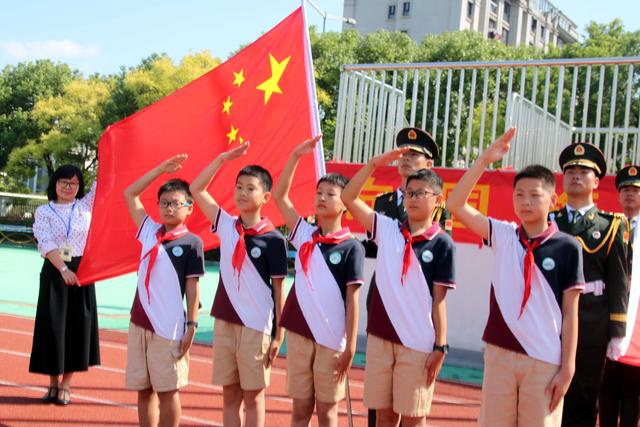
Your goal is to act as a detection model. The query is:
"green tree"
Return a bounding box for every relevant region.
[0,60,76,169]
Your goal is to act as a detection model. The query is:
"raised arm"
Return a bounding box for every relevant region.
[447,127,516,240]
[341,148,409,233]
[189,144,249,222]
[124,154,188,228]
[272,135,322,231]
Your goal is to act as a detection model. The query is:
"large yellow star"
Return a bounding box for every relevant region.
[233,70,245,88]
[256,54,291,104]
[222,96,233,115]
[227,125,239,144]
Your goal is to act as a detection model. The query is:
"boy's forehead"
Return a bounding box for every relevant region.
[237,174,262,185]
[317,181,341,191]
[159,190,187,201]
[406,179,432,190]
[514,177,550,191]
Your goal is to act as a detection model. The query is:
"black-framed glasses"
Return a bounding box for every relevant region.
[57,180,80,189]
[405,190,439,200]
[158,200,193,210]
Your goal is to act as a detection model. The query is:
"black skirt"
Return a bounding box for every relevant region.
[29,257,100,375]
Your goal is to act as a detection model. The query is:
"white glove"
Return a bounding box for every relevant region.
[606,337,624,361]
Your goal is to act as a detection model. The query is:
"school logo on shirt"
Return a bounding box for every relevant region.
[172,246,184,257]
[542,257,555,271]
[329,252,342,265]
[250,247,262,258]
[421,249,434,263]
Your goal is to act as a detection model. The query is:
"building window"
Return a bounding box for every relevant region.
[388,4,396,19]
[490,0,498,16]
[467,0,474,20]
[504,1,511,21]
[400,29,409,34]
[531,17,538,33]
[502,27,510,43]
[540,25,546,40]
[402,1,411,16]
[489,18,497,30]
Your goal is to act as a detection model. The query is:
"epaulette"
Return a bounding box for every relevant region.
[598,211,625,220]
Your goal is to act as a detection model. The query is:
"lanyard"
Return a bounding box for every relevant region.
[48,201,76,239]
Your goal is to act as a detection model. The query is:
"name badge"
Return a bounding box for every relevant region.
[59,243,73,262]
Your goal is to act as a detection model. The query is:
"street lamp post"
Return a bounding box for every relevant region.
[305,0,357,32]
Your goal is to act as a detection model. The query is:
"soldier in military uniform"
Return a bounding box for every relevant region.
[364,127,450,426]
[598,165,640,427]
[551,142,629,427]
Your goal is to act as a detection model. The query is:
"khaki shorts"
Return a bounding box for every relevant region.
[125,322,189,392]
[286,331,345,403]
[212,319,271,391]
[479,344,563,427]
[363,334,435,417]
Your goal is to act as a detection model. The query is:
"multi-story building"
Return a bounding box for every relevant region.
[342,0,579,49]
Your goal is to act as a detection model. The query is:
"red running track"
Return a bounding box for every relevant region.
[0,313,481,426]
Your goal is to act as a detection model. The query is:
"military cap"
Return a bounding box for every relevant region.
[559,142,607,179]
[396,127,439,160]
[616,165,640,191]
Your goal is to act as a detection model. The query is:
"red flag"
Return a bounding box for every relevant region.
[77,7,321,284]
[619,224,640,366]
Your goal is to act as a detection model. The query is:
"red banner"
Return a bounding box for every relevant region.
[326,162,622,244]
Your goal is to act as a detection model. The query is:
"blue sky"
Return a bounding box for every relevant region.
[1,0,638,75]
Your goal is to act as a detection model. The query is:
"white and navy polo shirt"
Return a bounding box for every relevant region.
[280,218,365,352]
[483,218,585,365]
[210,208,288,335]
[131,216,205,341]
[367,213,456,353]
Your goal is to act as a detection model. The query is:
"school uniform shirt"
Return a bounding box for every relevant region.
[280,218,365,352]
[367,213,456,353]
[130,216,205,341]
[483,218,585,365]
[210,208,288,335]
[33,182,96,257]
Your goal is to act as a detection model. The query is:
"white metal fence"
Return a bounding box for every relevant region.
[334,57,640,173]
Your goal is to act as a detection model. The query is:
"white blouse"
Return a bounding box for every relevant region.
[33,182,97,258]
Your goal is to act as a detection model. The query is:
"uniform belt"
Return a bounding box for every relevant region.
[582,280,605,296]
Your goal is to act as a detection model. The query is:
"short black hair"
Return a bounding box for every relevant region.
[514,165,556,192]
[157,179,193,202]
[406,168,443,193]
[237,165,273,191]
[317,173,348,190]
[46,164,85,201]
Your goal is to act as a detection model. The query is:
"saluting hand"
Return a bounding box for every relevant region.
[479,127,516,164]
[370,147,411,168]
[293,134,322,158]
[221,142,250,161]
[159,154,188,174]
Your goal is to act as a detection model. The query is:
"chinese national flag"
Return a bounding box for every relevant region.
[619,223,640,366]
[77,7,322,283]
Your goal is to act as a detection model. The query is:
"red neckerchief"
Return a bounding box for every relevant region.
[140,225,189,304]
[400,222,441,285]
[299,227,351,288]
[517,223,556,318]
[231,217,275,289]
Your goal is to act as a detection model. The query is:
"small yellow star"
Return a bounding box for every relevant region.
[222,96,233,115]
[227,125,239,144]
[232,70,245,88]
[256,54,291,104]
[239,136,245,144]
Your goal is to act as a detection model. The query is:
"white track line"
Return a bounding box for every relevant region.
[0,313,479,407]
[0,378,223,426]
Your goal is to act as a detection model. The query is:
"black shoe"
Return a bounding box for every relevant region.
[55,388,71,406]
[42,386,58,403]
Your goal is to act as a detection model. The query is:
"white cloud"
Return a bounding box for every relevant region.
[0,39,99,61]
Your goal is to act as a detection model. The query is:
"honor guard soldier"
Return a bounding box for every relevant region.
[551,142,629,427]
[598,165,640,427]
[371,127,452,234]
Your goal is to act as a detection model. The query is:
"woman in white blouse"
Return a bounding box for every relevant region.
[30,165,100,406]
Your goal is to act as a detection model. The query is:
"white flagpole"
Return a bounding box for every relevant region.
[300,0,326,179]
